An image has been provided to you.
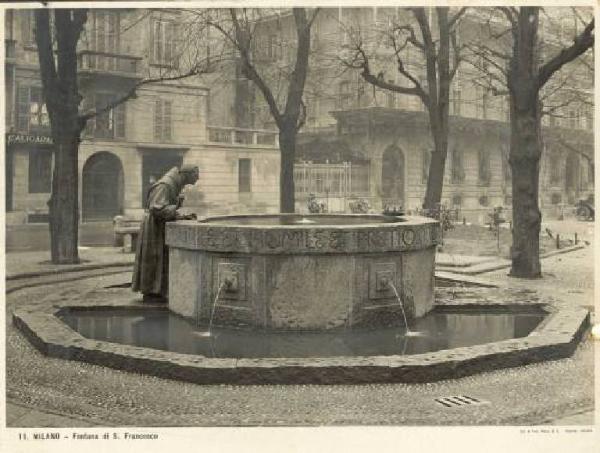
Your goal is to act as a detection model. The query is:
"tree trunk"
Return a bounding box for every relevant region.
[35,9,87,264]
[423,130,448,210]
[49,134,80,263]
[279,125,297,213]
[509,99,542,278]
[508,7,543,278]
[422,8,450,211]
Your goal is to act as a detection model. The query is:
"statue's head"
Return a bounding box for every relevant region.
[180,165,199,186]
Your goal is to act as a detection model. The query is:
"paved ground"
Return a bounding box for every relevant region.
[6,246,134,279]
[3,220,596,427]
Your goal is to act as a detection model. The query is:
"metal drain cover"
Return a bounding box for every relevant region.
[435,395,489,408]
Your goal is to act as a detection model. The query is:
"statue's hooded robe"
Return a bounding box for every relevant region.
[132,167,182,298]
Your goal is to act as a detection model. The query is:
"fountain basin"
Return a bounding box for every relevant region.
[165,214,440,330]
[11,281,590,385]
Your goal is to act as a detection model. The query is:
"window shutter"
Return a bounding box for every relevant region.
[149,18,155,62]
[154,21,163,63]
[17,85,30,132]
[154,99,163,141]
[21,11,35,45]
[171,22,179,67]
[163,100,172,141]
[115,102,126,138]
[82,93,95,138]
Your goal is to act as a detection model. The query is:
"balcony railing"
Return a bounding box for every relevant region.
[294,161,371,197]
[207,126,279,148]
[78,50,142,77]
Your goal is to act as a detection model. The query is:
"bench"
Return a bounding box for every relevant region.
[113,216,141,253]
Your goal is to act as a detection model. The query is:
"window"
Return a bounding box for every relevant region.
[386,89,395,108]
[21,10,36,46]
[357,77,367,107]
[307,98,319,127]
[476,86,489,119]
[17,86,49,133]
[451,87,462,115]
[89,93,126,139]
[28,149,52,193]
[267,34,280,61]
[568,110,577,129]
[584,106,593,130]
[154,99,172,142]
[450,147,465,183]
[88,11,121,71]
[422,149,431,184]
[478,148,491,185]
[502,96,510,122]
[339,81,352,109]
[238,158,252,193]
[501,145,511,183]
[90,11,120,53]
[152,19,177,66]
[549,154,561,184]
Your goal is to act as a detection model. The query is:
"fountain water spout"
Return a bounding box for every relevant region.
[387,280,427,337]
[196,281,227,337]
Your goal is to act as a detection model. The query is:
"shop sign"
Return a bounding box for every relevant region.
[6,133,53,146]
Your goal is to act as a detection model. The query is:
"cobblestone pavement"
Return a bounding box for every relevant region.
[5,247,596,427]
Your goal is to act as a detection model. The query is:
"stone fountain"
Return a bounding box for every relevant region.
[165,214,440,330]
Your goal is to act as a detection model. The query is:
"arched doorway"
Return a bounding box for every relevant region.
[381,145,405,207]
[82,152,124,221]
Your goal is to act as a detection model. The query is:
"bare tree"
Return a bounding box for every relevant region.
[208,8,319,213]
[34,9,214,264]
[468,7,593,277]
[341,7,467,210]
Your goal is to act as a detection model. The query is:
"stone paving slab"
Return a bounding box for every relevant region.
[436,254,496,267]
[436,244,586,275]
[5,247,134,280]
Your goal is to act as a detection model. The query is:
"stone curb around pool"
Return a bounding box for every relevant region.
[12,294,590,385]
[6,261,133,281]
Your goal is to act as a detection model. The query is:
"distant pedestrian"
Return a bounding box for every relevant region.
[132,165,199,302]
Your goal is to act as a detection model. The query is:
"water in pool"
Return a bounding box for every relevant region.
[59,307,545,359]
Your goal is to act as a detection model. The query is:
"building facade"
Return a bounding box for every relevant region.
[219,7,594,222]
[4,9,281,249]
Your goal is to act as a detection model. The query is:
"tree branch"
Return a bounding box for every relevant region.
[537,19,594,89]
[228,8,283,126]
[449,7,467,28]
[34,10,59,112]
[78,63,213,123]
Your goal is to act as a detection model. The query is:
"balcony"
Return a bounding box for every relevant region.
[78,50,142,80]
[207,126,279,148]
[5,39,16,64]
